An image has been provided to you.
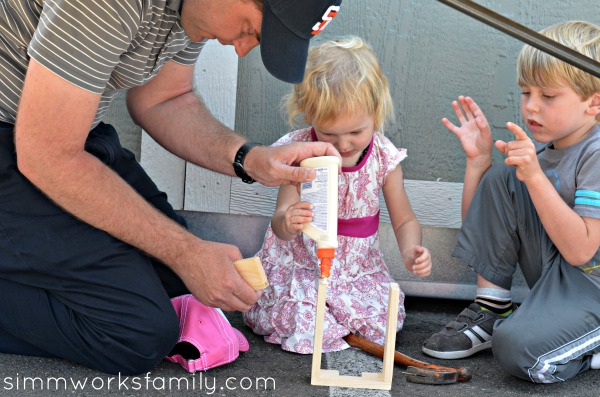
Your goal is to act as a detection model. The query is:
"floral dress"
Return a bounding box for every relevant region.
[243,128,407,353]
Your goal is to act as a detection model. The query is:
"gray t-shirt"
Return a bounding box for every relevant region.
[0,0,204,127]
[538,125,600,282]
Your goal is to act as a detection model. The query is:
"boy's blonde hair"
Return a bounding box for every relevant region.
[517,21,600,107]
[286,36,394,132]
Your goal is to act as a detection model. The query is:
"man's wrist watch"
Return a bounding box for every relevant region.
[233,142,262,184]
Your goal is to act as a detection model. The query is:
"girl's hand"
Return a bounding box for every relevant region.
[442,96,493,171]
[495,122,543,183]
[404,245,432,278]
[283,201,313,235]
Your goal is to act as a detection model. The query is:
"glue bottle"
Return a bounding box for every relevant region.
[299,156,339,278]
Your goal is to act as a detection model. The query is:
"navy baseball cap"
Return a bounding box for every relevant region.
[260,0,342,84]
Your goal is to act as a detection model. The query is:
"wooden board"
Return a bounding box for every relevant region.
[234,257,269,290]
[311,279,400,390]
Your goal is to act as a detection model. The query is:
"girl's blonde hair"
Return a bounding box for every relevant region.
[286,36,394,132]
[517,21,600,104]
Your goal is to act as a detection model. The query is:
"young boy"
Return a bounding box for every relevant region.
[422,21,600,383]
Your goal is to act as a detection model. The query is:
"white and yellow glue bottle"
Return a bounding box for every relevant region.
[299,156,340,278]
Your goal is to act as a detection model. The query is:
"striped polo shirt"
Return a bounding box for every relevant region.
[0,0,204,127]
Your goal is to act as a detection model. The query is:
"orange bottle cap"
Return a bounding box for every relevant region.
[317,248,335,259]
[317,248,335,278]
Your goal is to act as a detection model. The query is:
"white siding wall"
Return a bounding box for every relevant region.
[135,1,599,300]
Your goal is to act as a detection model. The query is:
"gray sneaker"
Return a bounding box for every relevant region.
[422,303,501,359]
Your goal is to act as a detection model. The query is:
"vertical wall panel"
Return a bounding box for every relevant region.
[141,131,186,209]
[184,41,238,212]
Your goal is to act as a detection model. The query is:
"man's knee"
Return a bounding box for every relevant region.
[98,300,179,375]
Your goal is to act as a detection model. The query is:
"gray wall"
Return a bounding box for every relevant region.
[104,1,599,300]
[107,0,598,173]
[236,0,596,182]
[231,1,598,300]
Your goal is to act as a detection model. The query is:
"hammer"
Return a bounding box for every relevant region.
[342,334,472,385]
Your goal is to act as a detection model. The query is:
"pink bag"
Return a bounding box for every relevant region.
[165,294,250,373]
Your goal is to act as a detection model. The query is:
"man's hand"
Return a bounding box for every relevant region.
[178,240,261,312]
[495,122,542,183]
[244,142,341,186]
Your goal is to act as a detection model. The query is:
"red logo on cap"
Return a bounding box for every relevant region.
[311,6,340,35]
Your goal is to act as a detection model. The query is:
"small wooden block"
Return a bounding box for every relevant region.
[234,256,269,290]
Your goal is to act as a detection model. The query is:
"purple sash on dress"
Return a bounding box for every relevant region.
[337,210,380,238]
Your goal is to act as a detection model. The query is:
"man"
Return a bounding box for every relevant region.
[0,0,341,374]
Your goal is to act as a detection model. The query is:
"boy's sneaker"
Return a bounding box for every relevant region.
[422,303,502,359]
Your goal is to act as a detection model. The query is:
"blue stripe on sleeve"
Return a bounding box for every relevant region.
[575,198,600,207]
[576,190,600,199]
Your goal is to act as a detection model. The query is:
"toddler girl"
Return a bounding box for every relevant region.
[243,36,432,353]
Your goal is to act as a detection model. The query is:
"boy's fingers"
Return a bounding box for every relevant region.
[506,122,530,141]
[442,118,459,135]
[460,97,474,119]
[466,97,479,112]
[495,140,508,154]
[452,101,466,123]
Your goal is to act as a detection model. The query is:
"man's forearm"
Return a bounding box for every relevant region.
[129,89,246,177]
[19,147,258,310]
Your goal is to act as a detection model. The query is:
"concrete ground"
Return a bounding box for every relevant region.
[0,211,597,396]
[1,296,598,397]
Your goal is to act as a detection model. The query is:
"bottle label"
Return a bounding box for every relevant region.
[301,166,329,232]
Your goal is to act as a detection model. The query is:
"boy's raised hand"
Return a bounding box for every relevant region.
[442,96,493,167]
[495,122,542,182]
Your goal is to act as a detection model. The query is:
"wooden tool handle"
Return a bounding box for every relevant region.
[234,257,269,290]
[343,334,472,382]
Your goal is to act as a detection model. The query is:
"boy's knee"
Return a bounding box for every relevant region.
[480,165,514,189]
[493,321,561,383]
[494,322,587,383]
[492,324,531,380]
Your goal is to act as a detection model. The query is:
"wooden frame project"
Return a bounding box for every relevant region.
[311,278,400,390]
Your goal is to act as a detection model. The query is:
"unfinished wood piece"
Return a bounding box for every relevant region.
[311,279,400,390]
[234,257,269,290]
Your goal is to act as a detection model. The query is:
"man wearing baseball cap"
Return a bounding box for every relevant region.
[0,0,341,375]
[261,0,342,83]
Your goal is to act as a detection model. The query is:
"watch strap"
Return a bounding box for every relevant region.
[233,142,262,184]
